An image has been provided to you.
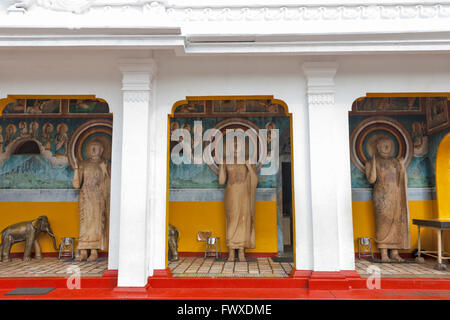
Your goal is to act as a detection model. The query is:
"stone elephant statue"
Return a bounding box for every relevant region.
[168,224,180,261]
[0,215,58,262]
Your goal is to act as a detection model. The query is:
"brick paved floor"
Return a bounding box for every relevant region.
[0,256,447,279]
[169,257,294,277]
[0,257,107,277]
[170,257,450,278]
[356,258,450,278]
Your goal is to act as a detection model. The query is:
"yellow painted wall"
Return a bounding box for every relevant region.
[0,202,80,253]
[436,133,450,219]
[169,201,278,253]
[436,132,450,251]
[352,200,437,253]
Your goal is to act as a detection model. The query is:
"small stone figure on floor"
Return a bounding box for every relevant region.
[168,224,180,261]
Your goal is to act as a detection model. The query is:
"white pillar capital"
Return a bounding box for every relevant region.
[119,58,158,92]
[302,61,338,106]
[118,58,157,74]
[302,62,338,85]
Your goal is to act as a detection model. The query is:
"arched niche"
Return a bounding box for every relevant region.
[167,95,295,274]
[0,94,113,263]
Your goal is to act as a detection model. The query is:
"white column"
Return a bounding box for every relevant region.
[117,59,157,287]
[107,101,123,272]
[292,96,314,271]
[335,99,356,271]
[302,62,355,272]
[146,63,167,277]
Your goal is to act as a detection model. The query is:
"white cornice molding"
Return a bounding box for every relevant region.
[2,3,450,54]
[8,1,167,14]
[184,31,450,55]
[166,4,450,22]
[1,28,450,55]
[0,27,184,49]
[6,1,450,21]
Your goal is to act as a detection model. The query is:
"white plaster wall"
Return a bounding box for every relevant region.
[335,54,450,104]
[2,49,450,280]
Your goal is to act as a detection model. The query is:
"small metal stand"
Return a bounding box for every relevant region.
[358,237,374,260]
[58,237,75,260]
[205,237,221,259]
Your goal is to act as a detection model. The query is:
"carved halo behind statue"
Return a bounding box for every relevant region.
[67,119,112,170]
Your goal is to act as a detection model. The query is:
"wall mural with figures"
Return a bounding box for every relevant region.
[169,116,291,190]
[350,96,450,190]
[350,95,450,255]
[0,97,112,189]
[0,95,112,256]
[170,97,291,191]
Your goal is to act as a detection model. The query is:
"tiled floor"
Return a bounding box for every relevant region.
[0,257,108,277]
[169,257,294,277]
[0,256,447,279]
[356,258,450,278]
[169,257,450,279]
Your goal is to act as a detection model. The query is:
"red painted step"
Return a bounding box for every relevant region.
[0,271,117,289]
[148,277,308,289]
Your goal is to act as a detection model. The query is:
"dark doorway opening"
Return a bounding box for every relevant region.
[281,161,293,257]
[13,140,40,154]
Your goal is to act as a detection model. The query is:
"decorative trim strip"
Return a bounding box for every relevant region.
[123,91,151,103]
[0,187,434,202]
[307,93,335,106]
[8,1,450,22]
[167,4,450,22]
[352,187,436,201]
[0,189,79,202]
[169,188,276,202]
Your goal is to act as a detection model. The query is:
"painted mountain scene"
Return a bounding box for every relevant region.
[0,154,73,189]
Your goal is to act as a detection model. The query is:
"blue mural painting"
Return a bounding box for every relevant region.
[349,114,447,189]
[0,117,111,189]
[0,118,86,154]
[0,154,73,189]
[169,116,291,189]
